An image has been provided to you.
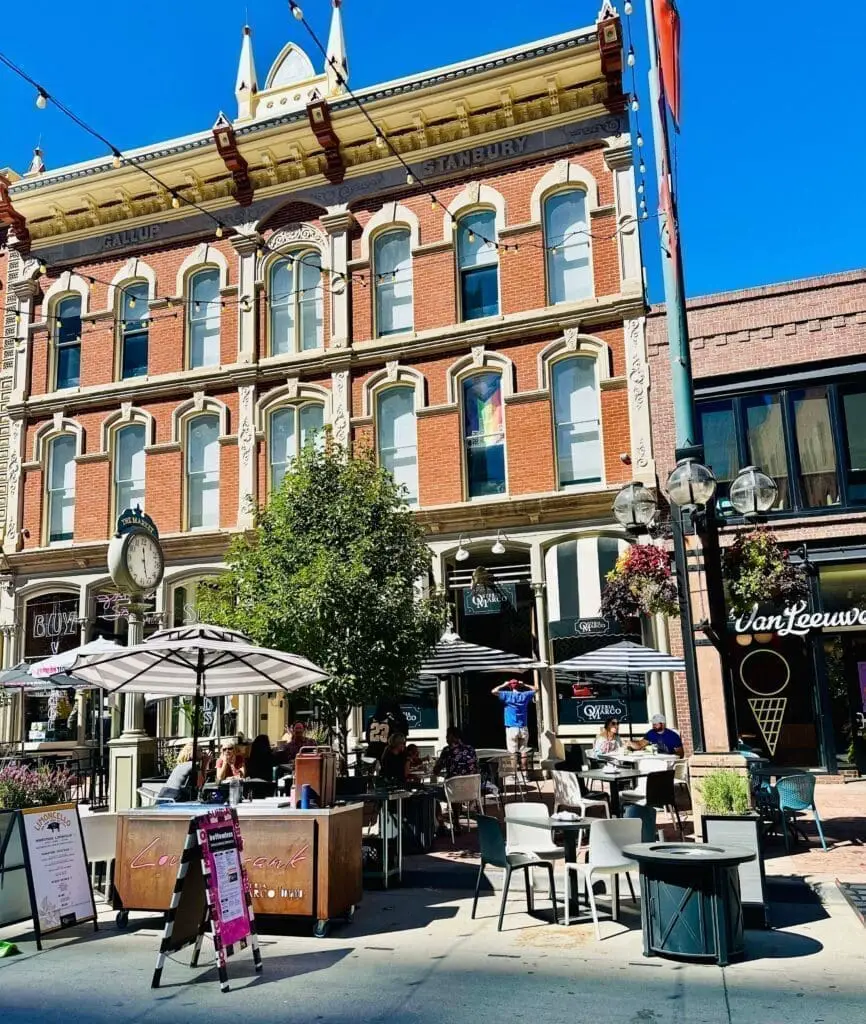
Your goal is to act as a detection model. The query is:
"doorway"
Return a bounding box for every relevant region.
[823,633,866,771]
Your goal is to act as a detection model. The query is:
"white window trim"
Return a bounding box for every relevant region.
[529,160,600,223]
[184,413,222,532]
[174,243,230,297]
[548,353,605,492]
[371,226,415,339]
[373,383,420,505]
[171,393,230,443]
[360,202,421,259]
[255,380,332,431]
[541,187,596,304]
[262,248,325,355]
[104,257,158,313]
[185,266,223,370]
[361,364,426,419]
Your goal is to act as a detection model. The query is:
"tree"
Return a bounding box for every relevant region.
[197,442,446,762]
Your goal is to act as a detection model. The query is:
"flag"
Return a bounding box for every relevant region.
[653,0,681,127]
[658,151,679,268]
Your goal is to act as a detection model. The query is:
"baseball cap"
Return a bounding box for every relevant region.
[651,713,666,726]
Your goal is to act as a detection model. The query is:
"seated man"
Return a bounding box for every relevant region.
[629,713,684,757]
[434,727,478,779]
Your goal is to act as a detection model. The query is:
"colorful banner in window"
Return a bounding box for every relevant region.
[463,374,502,441]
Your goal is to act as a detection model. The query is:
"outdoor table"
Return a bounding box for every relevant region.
[580,768,643,816]
[507,814,592,922]
[622,842,756,966]
[113,801,363,938]
[360,789,411,888]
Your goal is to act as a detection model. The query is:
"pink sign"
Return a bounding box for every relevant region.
[858,663,866,712]
[195,809,252,949]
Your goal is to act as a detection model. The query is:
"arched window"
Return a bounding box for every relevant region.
[186,415,220,529]
[462,372,505,498]
[377,387,418,504]
[544,190,592,304]
[55,296,81,390]
[47,435,76,543]
[457,210,499,321]
[188,269,221,369]
[114,424,146,513]
[373,230,413,336]
[552,357,601,487]
[269,252,323,354]
[120,282,149,378]
[269,404,324,490]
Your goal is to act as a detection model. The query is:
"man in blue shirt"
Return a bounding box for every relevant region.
[491,678,538,770]
[630,713,684,757]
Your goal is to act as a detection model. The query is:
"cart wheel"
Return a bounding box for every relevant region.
[344,905,356,924]
[313,919,329,938]
[115,911,129,929]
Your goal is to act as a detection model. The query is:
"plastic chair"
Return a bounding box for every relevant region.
[443,774,483,844]
[470,814,558,931]
[504,802,565,863]
[621,769,682,836]
[80,812,118,900]
[623,803,659,843]
[564,818,640,938]
[552,770,610,821]
[775,773,827,852]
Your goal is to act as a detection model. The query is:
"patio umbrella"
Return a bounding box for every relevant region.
[29,636,122,678]
[419,628,542,676]
[0,663,85,752]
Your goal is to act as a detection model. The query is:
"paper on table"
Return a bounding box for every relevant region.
[551,811,580,821]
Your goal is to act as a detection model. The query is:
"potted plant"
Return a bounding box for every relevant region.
[723,528,809,617]
[0,763,74,810]
[601,544,679,625]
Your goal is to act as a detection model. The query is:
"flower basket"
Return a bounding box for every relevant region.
[723,529,809,618]
[601,544,679,625]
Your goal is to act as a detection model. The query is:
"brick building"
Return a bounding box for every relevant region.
[648,269,866,773]
[0,3,674,756]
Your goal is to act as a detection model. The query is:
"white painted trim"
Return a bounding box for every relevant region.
[42,272,91,317]
[537,331,611,390]
[31,414,86,464]
[442,182,507,240]
[171,393,230,442]
[529,159,599,222]
[106,257,158,311]
[256,225,330,279]
[99,404,157,452]
[445,346,514,405]
[360,202,421,259]
[175,243,230,296]
[361,364,426,418]
[255,380,331,430]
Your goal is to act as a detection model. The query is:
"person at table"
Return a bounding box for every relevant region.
[379,732,409,784]
[434,727,478,778]
[279,721,311,762]
[246,734,276,781]
[405,743,424,774]
[366,699,410,762]
[593,717,623,756]
[491,678,537,771]
[157,742,211,802]
[629,713,684,757]
[215,741,246,781]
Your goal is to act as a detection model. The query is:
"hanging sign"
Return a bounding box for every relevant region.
[549,616,612,639]
[115,507,159,539]
[571,698,630,724]
[462,583,516,616]
[734,601,866,636]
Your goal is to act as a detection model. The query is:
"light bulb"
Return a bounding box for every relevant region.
[468,231,475,244]
[195,302,201,314]
[638,181,645,194]
[637,134,644,147]
[171,194,180,209]
[642,210,648,219]
[112,152,122,169]
[639,199,646,210]
[376,134,385,150]
[631,96,639,112]
[491,532,506,555]
[291,3,303,19]
[639,161,646,174]
[627,47,635,67]
[129,295,136,309]
[406,172,415,184]
[38,261,47,275]
[451,219,458,231]
[624,1,633,14]
[551,245,558,255]
[430,196,437,209]
[215,225,224,238]
[36,89,48,109]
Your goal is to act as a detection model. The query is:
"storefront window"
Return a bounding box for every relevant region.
[699,400,738,499]
[791,387,839,507]
[23,592,80,741]
[744,393,789,509]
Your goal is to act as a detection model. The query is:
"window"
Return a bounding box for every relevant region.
[188,270,221,369]
[115,424,146,514]
[55,296,81,390]
[463,373,505,498]
[791,388,839,507]
[457,210,499,320]
[120,282,149,378]
[269,404,324,490]
[374,230,413,336]
[186,415,220,529]
[544,190,592,304]
[698,400,738,500]
[841,385,866,502]
[552,358,601,486]
[269,253,323,354]
[743,394,789,510]
[377,387,418,503]
[47,435,76,543]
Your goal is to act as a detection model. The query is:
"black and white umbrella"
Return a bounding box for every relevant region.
[553,640,685,674]
[419,629,542,677]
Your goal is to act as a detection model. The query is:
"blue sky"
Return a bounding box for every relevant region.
[2,1,863,301]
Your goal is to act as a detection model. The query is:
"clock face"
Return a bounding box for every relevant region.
[125,532,164,590]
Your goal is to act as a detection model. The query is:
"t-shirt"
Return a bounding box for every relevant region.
[499,689,535,728]
[436,741,479,779]
[157,762,194,802]
[380,749,408,784]
[644,727,683,754]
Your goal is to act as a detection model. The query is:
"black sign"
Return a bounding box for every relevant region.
[462,583,516,616]
[116,507,159,539]
[571,699,629,724]
[399,705,423,729]
[548,616,611,639]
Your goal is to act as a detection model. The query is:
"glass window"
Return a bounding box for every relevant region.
[188,269,221,369]
[186,415,220,529]
[744,393,789,509]
[791,387,839,508]
[457,210,499,320]
[269,404,324,491]
[55,296,81,390]
[841,386,866,503]
[377,387,418,503]
[463,372,505,498]
[115,424,146,514]
[48,435,76,543]
[374,230,413,336]
[552,358,601,486]
[698,400,738,500]
[269,253,323,354]
[545,190,592,304]
[120,282,149,379]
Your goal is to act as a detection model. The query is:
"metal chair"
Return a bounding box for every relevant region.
[775,773,827,852]
[552,770,610,822]
[443,774,483,843]
[470,814,558,931]
[564,818,640,937]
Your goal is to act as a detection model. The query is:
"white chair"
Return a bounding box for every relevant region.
[443,774,483,844]
[80,812,118,901]
[552,770,611,819]
[504,802,565,869]
[564,818,640,938]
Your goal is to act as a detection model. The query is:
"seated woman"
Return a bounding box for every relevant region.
[157,742,211,802]
[245,734,275,781]
[379,733,409,785]
[405,743,423,774]
[215,741,246,782]
[593,717,623,756]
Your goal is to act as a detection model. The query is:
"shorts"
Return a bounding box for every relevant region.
[505,726,529,753]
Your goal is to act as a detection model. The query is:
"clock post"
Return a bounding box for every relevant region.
[107,507,165,810]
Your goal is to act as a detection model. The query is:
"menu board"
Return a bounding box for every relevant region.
[20,803,96,936]
[197,810,251,948]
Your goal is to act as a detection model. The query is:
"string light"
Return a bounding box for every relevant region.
[128,295,136,309]
[430,196,437,209]
[406,172,415,185]
[375,133,386,150]
[111,150,122,169]
[467,230,475,244]
[636,133,644,147]
[624,1,633,14]
[639,161,646,174]
[38,260,47,275]
[215,225,224,239]
[170,193,180,209]
[627,46,635,67]
[631,95,639,112]
[35,88,47,109]
[638,181,645,195]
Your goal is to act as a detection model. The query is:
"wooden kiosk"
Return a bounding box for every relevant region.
[114,802,362,936]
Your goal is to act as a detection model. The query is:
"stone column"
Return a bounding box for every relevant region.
[604,143,642,295]
[624,316,656,487]
[330,368,350,449]
[236,383,256,529]
[531,581,556,758]
[230,228,262,364]
[109,600,155,810]
[320,206,355,351]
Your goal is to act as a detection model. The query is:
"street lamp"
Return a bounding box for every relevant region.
[612,481,658,533]
[729,466,778,516]
[666,457,717,509]
[455,535,470,562]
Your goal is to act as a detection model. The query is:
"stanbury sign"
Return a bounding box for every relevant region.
[734,600,866,637]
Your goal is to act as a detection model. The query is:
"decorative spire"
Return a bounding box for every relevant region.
[25,146,45,177]
[325,0,348,96]
[235,25,259,122]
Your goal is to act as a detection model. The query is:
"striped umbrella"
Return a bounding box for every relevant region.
[420,629,541,676]
[553,640,685,674]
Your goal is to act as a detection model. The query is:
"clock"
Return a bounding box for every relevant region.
[108,528,165,596]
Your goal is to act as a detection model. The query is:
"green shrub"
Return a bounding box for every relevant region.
[700,770,750,815]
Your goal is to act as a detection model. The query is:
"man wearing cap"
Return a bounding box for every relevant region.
[491,678,538,771]
[630,713,684,757]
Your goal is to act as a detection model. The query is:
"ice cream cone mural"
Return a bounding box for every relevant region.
[748,697,787,757]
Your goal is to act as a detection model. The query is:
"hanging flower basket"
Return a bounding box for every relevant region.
[722,528,809,617]
[601,544,679,624]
